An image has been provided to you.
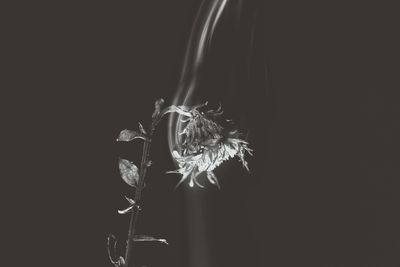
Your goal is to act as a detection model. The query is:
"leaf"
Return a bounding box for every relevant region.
[118,196,139,214]
[124,196,135,205]
[119,158,139,187]
[118,205,133,214]
[133,235,168,245]
[117,129,146,142]
[152,98,165,119]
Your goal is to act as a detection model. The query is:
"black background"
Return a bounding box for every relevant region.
[4,1,400,266]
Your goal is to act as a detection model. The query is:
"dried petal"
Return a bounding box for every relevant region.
[119,158,139,187]
[207,171,220,189]
[159,105,192,118]
[118,257,125,267]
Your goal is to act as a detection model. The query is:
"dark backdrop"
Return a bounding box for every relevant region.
[5,1,399,267]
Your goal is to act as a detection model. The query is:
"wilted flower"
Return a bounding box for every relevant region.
[167,102,253,188]
[109,99,250,267]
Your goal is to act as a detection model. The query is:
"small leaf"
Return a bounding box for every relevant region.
[117,129,146,142]
[118,205,133,214]
[146,160,153,167]
[133,235,168,245]
[152,98,165,119]
[118,196,140,214]
[124,196,135,205]
[119,158,139,187]
[138,122,147,135]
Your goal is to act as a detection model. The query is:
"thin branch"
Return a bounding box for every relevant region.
[124,121,154,267]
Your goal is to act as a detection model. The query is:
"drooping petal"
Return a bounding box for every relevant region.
[188,179,194,187]
[160,105,192,118]
[190,167,204,188]
[207,171,220,189]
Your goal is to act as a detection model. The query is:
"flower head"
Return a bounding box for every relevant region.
[167,102,253,188]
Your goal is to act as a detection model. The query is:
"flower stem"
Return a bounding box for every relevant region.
[124,129,152,267]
